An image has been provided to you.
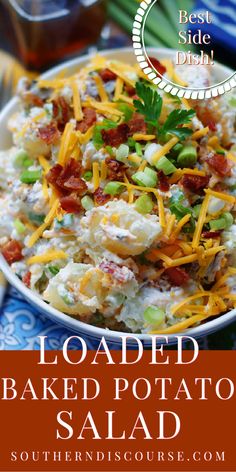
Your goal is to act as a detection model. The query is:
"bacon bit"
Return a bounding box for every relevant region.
[128,113,147,135]
[158,170,170,192]
[52,97,71,131]
[99,261,127,283]
[76,108,97,133]
[63,176,87,194]
[125,84,136,97]
[181,174,210,194]
[99,69,117,82]
[1,240,23,265]
[22,271,31,288]
[60,195,82,213]
[208,121,217,132]
[165,267,189,286]
[23,92,44,107]
[148,56,167,76]
[38,123,60,145]
[105,158,127,182]
[207,154,231,177]
[46,159,86,198]
[102,123,129,147]
[202,231,221,239]
[94,187,110,205]
[46,164,63,187]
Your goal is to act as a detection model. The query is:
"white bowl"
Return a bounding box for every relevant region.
[0,47,235,347]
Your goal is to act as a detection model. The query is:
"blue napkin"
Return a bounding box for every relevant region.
[192,0,236,53]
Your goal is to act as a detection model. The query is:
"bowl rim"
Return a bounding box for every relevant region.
[0,46,235,344]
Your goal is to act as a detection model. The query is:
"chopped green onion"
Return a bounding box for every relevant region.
[14,219,26,234]
[222,212,234,229]
[169,143,183,158]
[93,120,117,150]
[81,196,94,211]
[104,182,125,195]
[20,169,42,184]
[55,213,74,229]
[61,293,74,306]
[135,194,154,214]
[215,149,225,155]
[48,265,60,276]
[117,103,133,121]
[105,146,114,156]
[169,189,184,204]
[192,204,202,218]
[83,171,93,181]
[209,212,234,231]
[170,202,192,220]
[127,137,136,149]
[14,149,33,169]
[28,212,45,225]
[209,218,227,231]
[177,145,197,168]
[132,167,157,187]
[143,306,165,326]
[135,142,143,157]
[156,156,177,175]
[116,144,129,162]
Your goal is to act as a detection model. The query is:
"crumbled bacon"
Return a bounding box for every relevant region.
[63,176,87,194]
[165,267,189,286]
[52,97,71,131]
[128,113,147,135]
[181,174,210,194]
[46,158,87,200]
[208,121,217,132]
[101,123,129,147]
[125,85,136,97]
[99,68,117,82]
[1,240,23,265]
[105,158,127,182]
[76,108,97,133]
[60,195,82,213]
[207,154,231,177]
[148,56,167,76]
[23,92,44,107]
[158,171,170,192]
[99,261,127,283]
[94,187,110,205]
[202,231,221,239]
[38,123,60,145]
[22,271,31,288]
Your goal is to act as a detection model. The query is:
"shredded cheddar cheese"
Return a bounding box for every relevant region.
[27,249,68,265]
[192,194,211,248]
[152,137,179,164]
[114,77,124,101]
[191,127,209,140]
[27,199,59,248]
[93,162,100,191]
[94,75,108,102]
[72,80,83,121]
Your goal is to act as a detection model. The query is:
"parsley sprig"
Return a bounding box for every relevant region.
[134,82,195,141]
[134,82,163,128]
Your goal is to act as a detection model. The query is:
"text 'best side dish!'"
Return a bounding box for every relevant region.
[0,55,236,334]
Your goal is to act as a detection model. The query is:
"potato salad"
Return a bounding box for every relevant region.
[0,54,236,334]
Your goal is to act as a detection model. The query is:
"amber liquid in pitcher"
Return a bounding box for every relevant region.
[1,0,107,70]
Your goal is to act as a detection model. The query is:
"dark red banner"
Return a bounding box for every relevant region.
[0,350,235,472]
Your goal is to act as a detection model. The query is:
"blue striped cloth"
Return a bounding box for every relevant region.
[192,0,236,53]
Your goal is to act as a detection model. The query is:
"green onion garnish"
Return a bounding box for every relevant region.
[209,212,234,231]
[20,169,42,184]
[55,213,74,229]
[143,306,165,326]
[117,103,133,121]
[156,156,177,175]
[132,167,157,187]
[14,149,33,169]
[83,171,93,181]
[177,145,197,168]
[104,182,125,196]
[48,265,60,276]
[116,144,129,162]
[135,142,143,157]
[28,213,45,225]
[192,204,202,218]
[14,219,26,234]
[170,202,192,220]
[135,194,154,214]
[81,196,94,211]
[105,146,114,156]
[215,149,225,156]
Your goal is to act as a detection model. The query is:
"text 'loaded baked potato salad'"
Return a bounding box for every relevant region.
[0,55,236,334]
